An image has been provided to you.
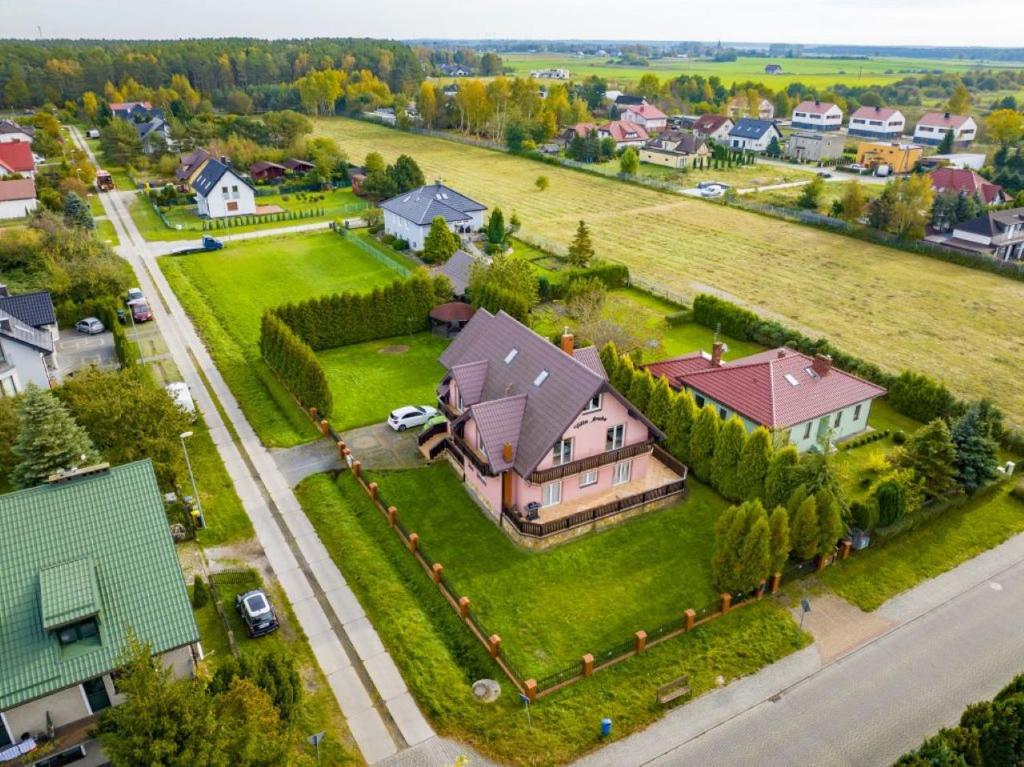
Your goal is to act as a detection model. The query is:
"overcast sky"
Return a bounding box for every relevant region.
[3,0,1020,47]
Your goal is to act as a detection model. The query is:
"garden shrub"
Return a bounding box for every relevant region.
[850,500,879,533]
[1011,480,1024,502]
[192,575,209,608]
[665,310,692,326]
[473,282,531,323]
[874,477,907,527]
[892,429,907,445]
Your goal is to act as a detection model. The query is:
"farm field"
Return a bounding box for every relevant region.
[500,53,1023,89]
[590,157,819,189]
[159,230,412,446]
[314,117,1024,424]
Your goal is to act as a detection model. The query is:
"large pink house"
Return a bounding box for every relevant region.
[431,310,687,545]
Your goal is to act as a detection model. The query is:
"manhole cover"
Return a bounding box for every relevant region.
[378,344,410,355]
[472,678,501,703]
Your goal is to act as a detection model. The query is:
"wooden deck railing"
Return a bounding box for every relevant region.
[528,440,656,484]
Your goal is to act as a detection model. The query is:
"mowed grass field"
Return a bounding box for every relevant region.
[315,117,1024,423]
[500,53,1022,89]
[159,230,410,446]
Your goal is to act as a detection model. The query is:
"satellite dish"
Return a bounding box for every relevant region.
[472,679,501,703]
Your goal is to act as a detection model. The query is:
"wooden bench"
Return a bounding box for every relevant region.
[656,676,691,705]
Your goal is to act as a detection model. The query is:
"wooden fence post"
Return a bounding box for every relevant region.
[770,572,782,594]
[488,634,501,659]
[458,596,470,619]
[336,440,346,458]
[841,539,852,560]
[635,630,647,654]
[387,506,397,528]
[756,580,766,600]
[408,533,419,553]
[319,419,330,436]
[309,406,318,421]
[684,608,696,631]
[582,653,594,677]
[432,563,443,583]
[816,555,828,572]
[524,679,537,702]
[351,459,361,479]
[720,593,732,614]
[368,482,378,502]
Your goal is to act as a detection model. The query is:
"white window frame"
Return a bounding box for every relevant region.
[475,427,485,455]
[854,404,863,421]
[541,480,562,507]
[803,422,812,440]
[834,411,843,428]
[579,469,599,488]
[552,438,573,466]
[583,393,602,413]
[606,424,625,451]
[613,460,632,486]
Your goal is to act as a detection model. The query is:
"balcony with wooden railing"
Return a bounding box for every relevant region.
[528,440,655,484]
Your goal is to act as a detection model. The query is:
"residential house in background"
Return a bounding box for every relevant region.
[620,104,668,133]
[855,141,923,174]
[192,158,256,218]
[613,94,648,108]
[0,120,34,144]
[135,116,171,155]
[175,148,212,187]
[530,68,570,79]
[645,344,886,453]
[791,100,843,131]
[430,249,477,298]
[108,101,159,121]
[640,130,710,168]
[919,153,987,171]
[0,286,58,346]
[727,119,782,152]
[784,131,846,163]
[283,158,315,175]
[728,97,775,121]
[848,106,906,140]
[249,160,288,183]
[941,207,1024,261]
[928,168,1005,206]
[0,142,36,179]
[379,181,487,251]
[599,120,649,149]
[0,179,38,220]
[0,293,61,398]
[765,64,783,74]
[692,114,735,142]
[913,112,977,146]
[433,310,686,541]
[439,63,471,77]
[0,461,201,760]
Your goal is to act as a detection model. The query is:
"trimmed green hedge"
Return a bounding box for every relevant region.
[472,282,530,323]
[259,312,332,416]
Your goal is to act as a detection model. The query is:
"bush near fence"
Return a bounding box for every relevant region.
[259,312,332,416]
[689,293,1023,452]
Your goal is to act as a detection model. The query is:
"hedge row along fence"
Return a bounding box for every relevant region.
[690,293,1024,453]
[259,271,452,416]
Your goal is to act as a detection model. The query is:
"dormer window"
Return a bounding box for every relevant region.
[57,617,99,646]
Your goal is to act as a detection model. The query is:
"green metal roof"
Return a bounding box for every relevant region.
[39,558,101,631]
[0,460,199,710]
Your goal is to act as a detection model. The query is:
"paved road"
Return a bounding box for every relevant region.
[576,522,1024,767]
[148,221,331,256]
[72,128,437,764]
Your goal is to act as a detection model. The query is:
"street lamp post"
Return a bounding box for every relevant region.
[179,431,205,529]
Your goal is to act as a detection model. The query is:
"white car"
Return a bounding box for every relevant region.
[165,382,196,420]
[387,405,438,432]
[700,185,725,198]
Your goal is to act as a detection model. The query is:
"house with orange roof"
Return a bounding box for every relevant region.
[929,167,1005,206]
[0,142,36,179]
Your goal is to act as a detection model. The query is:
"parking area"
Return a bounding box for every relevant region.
[56,329,118,375]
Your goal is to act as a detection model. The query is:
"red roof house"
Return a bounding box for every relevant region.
[692,114,735,141]
[929,167,1005,206]
[0,142,36,177]
[645,344,886,452]
[248,160,287,182]
[599,120,649,146]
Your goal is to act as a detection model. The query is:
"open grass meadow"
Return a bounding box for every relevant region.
[296,471,809,766]
[591,156,820,190]
[314,117,1024,424]
[159,230,411,446]
[499,53,1022,90]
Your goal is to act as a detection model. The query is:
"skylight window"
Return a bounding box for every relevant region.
[504,348,519,364]
[533,369,549,387]
[804,367,819,379]
[784,373,800,386]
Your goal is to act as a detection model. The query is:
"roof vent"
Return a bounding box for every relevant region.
[533,369,549,387]
[504,348,518,364]
[784,373,800,387]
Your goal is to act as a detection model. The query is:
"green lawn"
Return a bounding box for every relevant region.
[191,569,359,765]
[188,418,254,546]
[589,158,819,190]
[159,230,409,447]
[832,401,924,503]
[296,471,808,766]
[132,188,367,242]
[822,483,1024,611]
[365,462,729,678]
[318,333,449,431]
[93,217,118,246]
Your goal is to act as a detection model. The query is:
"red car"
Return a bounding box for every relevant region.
[128,300,153,323]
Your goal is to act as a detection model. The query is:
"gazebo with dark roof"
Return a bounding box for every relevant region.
[429,302,476,337]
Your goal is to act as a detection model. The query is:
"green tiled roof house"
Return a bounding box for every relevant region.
[0,460,200,754]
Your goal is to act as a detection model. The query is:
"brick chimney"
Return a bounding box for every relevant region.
[776,348,786,359]
[502,442,514,463]
[561,327,574,355]
[710,341,725,367]
[812,353,833,377]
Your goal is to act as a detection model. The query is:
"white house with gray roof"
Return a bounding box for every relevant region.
[0,287,59,396]
[193,158,255,218]
[379,182,486,251]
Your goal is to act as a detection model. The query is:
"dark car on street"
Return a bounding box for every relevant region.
[128,300,153,323]
[235,589,280,638]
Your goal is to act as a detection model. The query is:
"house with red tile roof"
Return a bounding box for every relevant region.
[433,310,686,542]
[621,104,668,133]
[692,114,735,142]
[0,179,38,221]
[913,112,978,147]
[598,120,649,148]
[645,344,886,453]
[0,142,36,179]
[791,100,843,131]
[848,106,906,140]
[929,167,1005,206]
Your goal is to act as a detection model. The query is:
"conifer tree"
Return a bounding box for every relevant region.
[786,483,810,521]
[486,207,506,246]
[626,369,654,413]
[63,192,95,229]
[599,342,619,380]
[738,513,772,591]
[768,506,790,574]
[646,376,674,430]
[665,391,697,463]
[951,404,999,494]
[712,504,746,593]
[764,444,800,510]
[567,220,595,267]
[422,215,458,264]
[11,385,100,488]
[815,489,845,556]
[900,418,958,499]
[790,495,820,560]
[611,354,635,394]
[688,404,720,481]
[712,416,748,501]
[737,426,773,501]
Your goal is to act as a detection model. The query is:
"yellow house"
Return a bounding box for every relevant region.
[855,141,923,174]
